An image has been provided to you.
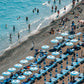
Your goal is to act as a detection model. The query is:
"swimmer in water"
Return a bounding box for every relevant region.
[13,25,15,32]
[37,9,39,13]
[5,24,7,28]
[34,8,36,11]
[26,17,28,21]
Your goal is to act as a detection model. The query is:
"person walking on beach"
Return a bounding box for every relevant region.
[28,24,30,31]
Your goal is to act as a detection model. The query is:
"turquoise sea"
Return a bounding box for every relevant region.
[0,0,72,53]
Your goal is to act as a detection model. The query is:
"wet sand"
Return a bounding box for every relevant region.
[0,1,84,84]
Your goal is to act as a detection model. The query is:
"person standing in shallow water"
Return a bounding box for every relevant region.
[26,17,28,21]
[10,34,12,41]
[55,5,57,12]
[51,6,54,12]
[28,24,30,31]
[13,25,15,32]
[37,9,39,13]
[18,33,20,39]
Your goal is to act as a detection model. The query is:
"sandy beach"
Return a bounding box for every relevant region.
[0,1,84,84]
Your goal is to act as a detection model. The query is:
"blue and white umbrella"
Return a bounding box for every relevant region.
[8,68,16,72]
[66,42,73,46]
[51,39,58,43]
[71,39,78,43]
[56,36,63,40]
[47,55,55,60]
[52,52,60,56]
[24,71,32,76]
[2,72,11,76]
[18,75,26,80]
[41,45,49,49]
[68,35,75,39]
[26,56,34,60]
[30,67,38,71]
[11,79,20,84]
[0,76,4,80]
[20,60,28,64]
[14,64,23,68]
[76,32,82,36]
[70,71,79,76]
[61,32,68,36]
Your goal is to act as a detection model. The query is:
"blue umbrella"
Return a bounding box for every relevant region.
[18,75,26,80]
[30,67,38,71]
[52,52,60,56]
[20,60,28,64]
[24,71,32,76]
[51,39,58,43]
[70,71,79,76]
[26,56,34,60]
[61,32,68,36]
[14,64,23,68]
[76,32,82,36]
[56,36,63,40]
[47,55,55,60]
[66,42,73,46]
[41,45,49,49]
[2,72,11,76]
[8,68,16,72]
[55,68,58,72]
[0,76,4,81]
[11,79,20,84]
[71,39,78,43]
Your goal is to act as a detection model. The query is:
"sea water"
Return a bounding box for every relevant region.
[0,0,72,53]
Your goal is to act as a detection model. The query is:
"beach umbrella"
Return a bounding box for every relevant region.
[68,35,75,39]
[41,45,49,49]
[8,68,16,72]
[66,42,73,46]
[30,66,38,71]
[2,72,11,76]
[71,39,78,43]
[51,39,58,43]
[11,79,20,84]
[20,60,28,64]
[61,32,68,36]
[14,64,23,68]
[24,71,32,76]
[70,71,79,76]
[56,36,63,40]
[0,76,4,81]
[17,75,26,80]
[26,56,34,60]
[52,52,60,56]
[47,55,55,60]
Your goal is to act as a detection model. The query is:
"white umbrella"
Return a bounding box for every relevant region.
[30,67,38,71]
[11,79,20,84]
[61,32,68,36]
[47,55,55,60]
[52,52,60,56]
[0,76,4,81]
[20,60,28,64]
[56,36,63,40]
[66,42,73,46]
[70,71,79,76]
[8,68,16,72]
[26,56,34,60]
[2,72,11,76]
[14,64,23,68]
[24,71,32,76]
[71,39,78,43]
[18,75,26,80]
[51,39,58,43]
[41,45,49,49]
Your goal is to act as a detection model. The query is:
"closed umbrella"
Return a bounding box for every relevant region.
[8,68,16,72]
[14,64,22,68]
[11,79,20,84]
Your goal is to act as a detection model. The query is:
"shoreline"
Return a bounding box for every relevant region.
[0,0,82,61]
